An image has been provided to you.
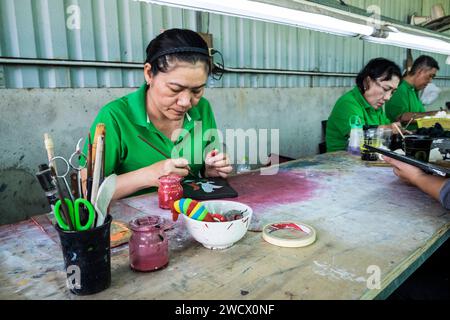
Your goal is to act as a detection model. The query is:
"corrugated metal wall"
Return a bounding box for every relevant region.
[0,0,449,88]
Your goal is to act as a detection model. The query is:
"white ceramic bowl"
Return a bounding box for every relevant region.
[182,200,253,250]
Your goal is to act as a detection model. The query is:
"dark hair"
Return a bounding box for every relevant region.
[145,28,211,76]
[409,55,440,75]
[356,58,401,94]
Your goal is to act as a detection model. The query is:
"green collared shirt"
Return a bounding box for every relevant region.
[83,83,218,196]
[385,80,425,130]
[326,86,391,152]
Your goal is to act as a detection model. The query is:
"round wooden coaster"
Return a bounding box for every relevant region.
[262,221,316,248]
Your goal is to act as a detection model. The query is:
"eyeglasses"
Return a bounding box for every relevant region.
[374,80,396,96]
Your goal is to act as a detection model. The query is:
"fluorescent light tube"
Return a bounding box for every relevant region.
[138,0,450,56]
[363,31,450,55]
[137,0,374,37]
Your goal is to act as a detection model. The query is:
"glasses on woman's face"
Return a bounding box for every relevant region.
[374,80,396,97]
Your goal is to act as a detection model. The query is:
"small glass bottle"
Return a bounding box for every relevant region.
[236,156,251,174]
[129,216,169,272]
[158,175,183,209]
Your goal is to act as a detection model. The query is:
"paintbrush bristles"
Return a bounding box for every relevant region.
[44,133,56,169]
[92,123,105,170]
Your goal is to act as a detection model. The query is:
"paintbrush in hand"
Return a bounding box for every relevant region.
[404,113,416,130]
[392,122,405,140]
[137,135,196,177]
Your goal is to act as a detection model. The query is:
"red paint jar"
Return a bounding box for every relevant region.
[158,174,183,209]
[129,216,169,272]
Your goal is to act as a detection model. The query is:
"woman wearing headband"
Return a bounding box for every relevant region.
[84,28,232,199]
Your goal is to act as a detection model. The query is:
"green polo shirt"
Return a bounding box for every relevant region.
[326,86,391,152]
[83,83,219,197]
[385,80,425,130]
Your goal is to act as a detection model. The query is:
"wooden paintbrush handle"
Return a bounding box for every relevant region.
[91,135,104,207]
[92,123,105,173]
[87,132,93,178]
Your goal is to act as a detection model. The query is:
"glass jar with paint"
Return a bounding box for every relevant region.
[360,126,382,161]
[129,215,169,272]
[158,174,183,209]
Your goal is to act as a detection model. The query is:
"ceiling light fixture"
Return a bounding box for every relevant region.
[138,0,450,56]
[362,26,450,56]
[137,0,375,37]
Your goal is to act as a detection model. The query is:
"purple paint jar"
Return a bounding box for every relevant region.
[129,216,169,272]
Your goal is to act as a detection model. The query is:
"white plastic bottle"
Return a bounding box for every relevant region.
[347,115,363,155]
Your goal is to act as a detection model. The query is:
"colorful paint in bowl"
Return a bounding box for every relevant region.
[182,200,252,250]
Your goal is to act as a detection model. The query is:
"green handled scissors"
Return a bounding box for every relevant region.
[55,198,96,231]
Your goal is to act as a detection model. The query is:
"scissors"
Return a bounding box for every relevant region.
[50,155,76,203]
[50,138,87,201]
[55,197,96,231]
[69,138,88,198]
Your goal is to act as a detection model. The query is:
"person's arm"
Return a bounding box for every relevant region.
[383,156,447,201]
[378,109,411,135]
[84,105,190,200]
[378,122,412,135]
[396,111,438,124]
[81,156,191,201]
[113,158,189,200]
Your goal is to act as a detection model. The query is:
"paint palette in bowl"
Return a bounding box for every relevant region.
[182,200,252,250]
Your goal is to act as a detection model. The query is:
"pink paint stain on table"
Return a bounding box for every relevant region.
[229,170,321,210]
[228,170,328,231]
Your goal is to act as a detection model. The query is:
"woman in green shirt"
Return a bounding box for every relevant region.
[326,58,403,152]
[85,29,232,199]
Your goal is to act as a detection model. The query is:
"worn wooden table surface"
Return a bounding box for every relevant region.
[1,152,449,300]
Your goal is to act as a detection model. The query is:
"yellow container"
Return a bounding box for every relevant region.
[416,117,450,130]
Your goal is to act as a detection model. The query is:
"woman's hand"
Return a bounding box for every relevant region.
[383,156,426,186]
[112,158,190,200]
[383,155,447,202]
[204,149,233,178]
[389,122,412,135]
[151,158,190,181]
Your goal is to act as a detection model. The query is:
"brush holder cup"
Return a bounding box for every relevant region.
[56,215,112,295]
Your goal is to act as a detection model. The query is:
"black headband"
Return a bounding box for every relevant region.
[148,47,211,64]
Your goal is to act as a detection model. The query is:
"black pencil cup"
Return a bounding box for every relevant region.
[56,215,112,295]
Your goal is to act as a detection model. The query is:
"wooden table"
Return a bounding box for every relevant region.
[1,152,449,300]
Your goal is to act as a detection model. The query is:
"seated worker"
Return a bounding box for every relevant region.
[383,156,449,300]
[83,28,232,200]
[385,55,440,131]
[326,58,403,152]
[383,156,449,209]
